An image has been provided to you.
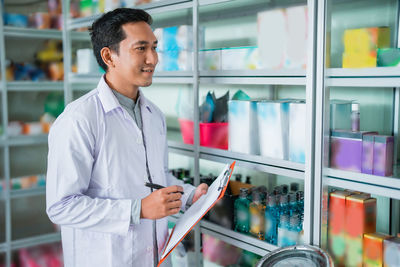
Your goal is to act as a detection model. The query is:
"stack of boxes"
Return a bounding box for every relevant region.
[228,99,307,163]
[328,190,400,267]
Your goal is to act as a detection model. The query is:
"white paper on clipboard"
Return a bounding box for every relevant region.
[159,162,235,263]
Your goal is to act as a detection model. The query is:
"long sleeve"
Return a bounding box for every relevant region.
[46,113,132,236]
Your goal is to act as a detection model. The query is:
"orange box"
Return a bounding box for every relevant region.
[345,194,376,267]
[363,232,392,267]
[328,190,352,266]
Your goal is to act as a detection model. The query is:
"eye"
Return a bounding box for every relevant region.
[152,46,158,51]
[137,46,145,51]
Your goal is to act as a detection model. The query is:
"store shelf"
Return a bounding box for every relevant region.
[199,147,305,179]
[0,243,7,253]
[11,232,61,250]
[10,187,46,199]
[6,135,48,147]
[327,67,400,77]
[199,70,306,85]
[168,141,195,157]
[201,220,277,256]
[7,81,63,92]
[68,0,193,30]
[324,168,400,195]
[4,26,62,39]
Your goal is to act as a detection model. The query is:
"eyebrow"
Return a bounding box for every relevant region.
[133,40,158,46]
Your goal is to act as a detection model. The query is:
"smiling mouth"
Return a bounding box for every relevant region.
[141,69,154,73]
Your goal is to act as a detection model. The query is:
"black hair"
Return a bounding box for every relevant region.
[90,8,153,72]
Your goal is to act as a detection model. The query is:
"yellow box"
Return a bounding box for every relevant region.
[343,27,390,54]
[342,52,377,68]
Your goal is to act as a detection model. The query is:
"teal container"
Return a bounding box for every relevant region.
[234,188,251,233]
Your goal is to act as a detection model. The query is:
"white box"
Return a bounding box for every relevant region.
[77,48,100,74]
[228,100,259,155]
[288,100,306,163]
[257,100,289,159]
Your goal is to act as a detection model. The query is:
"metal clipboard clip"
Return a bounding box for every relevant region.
[218,167,232,191]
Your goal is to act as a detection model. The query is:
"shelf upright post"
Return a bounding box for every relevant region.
[0,1,11,266]
[313,0,330,247]
[192,0,201,266]
[62,0,73,105]
[303,0,318,246]
[391,0,400,236]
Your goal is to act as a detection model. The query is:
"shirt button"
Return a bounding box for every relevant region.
[147,246,152,253]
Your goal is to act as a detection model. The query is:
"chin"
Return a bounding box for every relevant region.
[140,80,153,87]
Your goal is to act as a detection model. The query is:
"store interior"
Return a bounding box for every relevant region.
[0,0,400,266]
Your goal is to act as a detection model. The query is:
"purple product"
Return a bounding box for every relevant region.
[362,135,374,174]
[373,135,394,176]
[330,130,377,172]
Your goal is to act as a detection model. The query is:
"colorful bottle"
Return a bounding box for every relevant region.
[296,191,304,220]
[258,186,268,206]
[287,213,302,246]
[281,184,289,194]
[264,195,278,245]
[277,214,290,247]
[288,193,297,216]
[278,194,290,218]
[249,190,265,240]
[234,188,251,233]
[290,182,299,192]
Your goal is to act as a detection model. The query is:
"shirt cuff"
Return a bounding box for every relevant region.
[130,199,141,225]
[185,189,196,210]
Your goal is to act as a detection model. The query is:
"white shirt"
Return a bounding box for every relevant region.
[46,76,195,267]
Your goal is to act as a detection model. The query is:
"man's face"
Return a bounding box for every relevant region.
[111,21,158,89]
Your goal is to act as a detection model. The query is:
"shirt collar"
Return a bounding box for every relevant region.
[97,75,152,114]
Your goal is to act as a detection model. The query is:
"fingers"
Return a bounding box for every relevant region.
[163,185,183,194]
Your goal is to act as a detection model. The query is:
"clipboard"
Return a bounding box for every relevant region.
[157,161,236,266]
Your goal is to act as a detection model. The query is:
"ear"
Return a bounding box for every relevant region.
[100,47,116,70]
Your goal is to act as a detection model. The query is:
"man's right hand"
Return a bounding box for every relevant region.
[140,185,183,219]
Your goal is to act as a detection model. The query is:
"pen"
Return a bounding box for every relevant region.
[145,182,184,195]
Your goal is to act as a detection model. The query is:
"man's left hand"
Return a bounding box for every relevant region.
[192,183,208,204]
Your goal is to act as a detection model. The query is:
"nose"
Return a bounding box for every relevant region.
[145,49,158,66]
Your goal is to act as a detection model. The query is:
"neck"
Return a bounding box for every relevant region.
[105,72,139,101]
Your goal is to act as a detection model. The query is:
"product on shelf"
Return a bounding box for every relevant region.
[29,12,51,29]
[288,100,306,163]
[330,100,352,130]
[257,5,307,70]
[22,122,43,135]
[3,13,29,27]
[199,49,221,71]
[220,46,260,70]
[77,48,101,74]
[202,234,242,266]
[6,174,46,190]
[345,194,376,267]
[234,188,251,233]
[351,102,360,132]
[249,190,265,240]
[228,99,260,155]
[328,190,353,265]
[342,27,390,68]
[363,232,392,267]
[330,130,378,172]
[383,237,400,267]
[154,25,202,72]
[373,135,394,177]
[19,243,63,267]
[257,100,289,160]
[362,135,374,174]
[264,195,278,245]
[377,48,400,67]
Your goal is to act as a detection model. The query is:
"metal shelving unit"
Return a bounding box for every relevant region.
[200,220,279,256]
[1,0,398,266]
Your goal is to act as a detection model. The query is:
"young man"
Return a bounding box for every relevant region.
[46,8,208,267]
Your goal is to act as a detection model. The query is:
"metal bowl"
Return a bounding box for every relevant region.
[256,245,334,267]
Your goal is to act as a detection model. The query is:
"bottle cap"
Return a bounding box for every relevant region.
[290,182,299,192]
